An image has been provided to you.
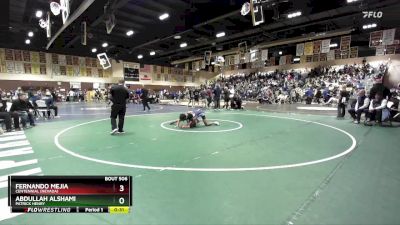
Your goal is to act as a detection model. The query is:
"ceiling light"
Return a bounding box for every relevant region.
[137,54,143,59]
[28,31,34,37]
[50,2,61,16]
[347,0,358,3]
[35,10,43,18]
[287,11,301,19]
[25,39,31,44]
[329,43,338,48]
[102,42,108,48]
[126,30,134,36]
[279,51,282,55]
[241,2,251,16]
[180,42,187,48]
[150,51,156,56]
[91,48,97,53]
[159,13,169,21]
[363,23,377,30]
[216,32,226,38]
[174,35,181,39]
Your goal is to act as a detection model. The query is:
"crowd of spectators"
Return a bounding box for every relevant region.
[0,87,60,134]
[197,61,399,124]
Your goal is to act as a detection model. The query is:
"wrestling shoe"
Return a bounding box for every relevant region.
[110,129,118,135]
[214,121,220,126]
[118,131,125,134]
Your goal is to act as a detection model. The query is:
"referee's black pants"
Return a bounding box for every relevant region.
[142,98,150,111]
[110,104,126,132]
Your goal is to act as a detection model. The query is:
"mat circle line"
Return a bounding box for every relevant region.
[54,112,357,172]
[160,119,243,133]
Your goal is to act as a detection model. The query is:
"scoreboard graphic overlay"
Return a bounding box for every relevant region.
[8,176,132,213]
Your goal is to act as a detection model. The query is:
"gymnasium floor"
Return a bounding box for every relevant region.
[1,102,400,225]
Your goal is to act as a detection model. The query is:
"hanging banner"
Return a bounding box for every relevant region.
[5,49,14,61]
[23,51,31,62]
[350,47,358,58]
[60,66,66,75]
[79,67,85,76]
[279,56,286,65]
[341,50,349,59]
[250,50,258,62]
[319,53,327,61]
[234,54,240,64]
[244,52,250,63]
[300,55,307,64]
[24,63,32,74]
[52,54,59,64]
[14,62,23,74]
[261,49,268,60]
[6,61,14,73]
[369,31,383,47]
[66,66,74,76]
[31,64,40,74]
[269,57,275,66]
[313,40,321,54]
[14,50,22,61]
[72,56,79,65]
[59,55,66,65]
[40,64,46,75]
[286,55,292,64]
[321,39,331,53]
[375,46,385,56]
[385,45,397,54]
[31,52,39,63]
[39,52,46,63]
[52,65,60,76]
[304,42,314,55]
[382,28,396,46]
[66,55,73,65]
[296,43,304,56]
[340,36,351,51]
[334,49,341,60]
[312,54,319,62]
[327,50,335,61]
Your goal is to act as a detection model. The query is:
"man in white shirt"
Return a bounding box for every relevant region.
[348,89,370,124]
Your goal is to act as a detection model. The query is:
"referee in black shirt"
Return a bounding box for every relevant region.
[109,79,129,135]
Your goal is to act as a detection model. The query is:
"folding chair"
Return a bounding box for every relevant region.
[36,100,54,119]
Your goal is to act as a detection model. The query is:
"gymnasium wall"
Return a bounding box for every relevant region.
[0,48,216,90]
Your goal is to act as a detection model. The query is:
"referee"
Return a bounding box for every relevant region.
[109,79,129,135]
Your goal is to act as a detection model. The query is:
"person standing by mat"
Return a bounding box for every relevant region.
[141,88,151,112]
[109,79,129,135]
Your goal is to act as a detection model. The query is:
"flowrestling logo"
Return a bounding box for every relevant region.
[362,11,383,18]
